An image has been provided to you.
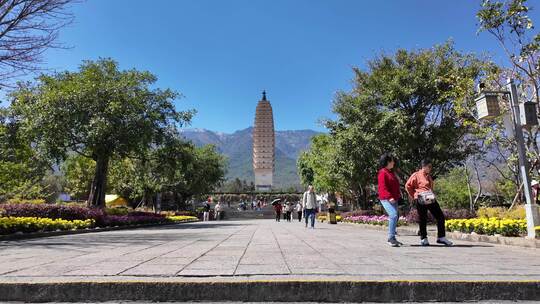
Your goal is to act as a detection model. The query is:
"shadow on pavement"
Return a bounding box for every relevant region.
[409,244,494,248]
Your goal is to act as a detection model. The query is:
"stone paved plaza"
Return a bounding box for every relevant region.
[0,219,539,282]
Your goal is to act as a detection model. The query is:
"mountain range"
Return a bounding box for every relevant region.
[181,127,320,189]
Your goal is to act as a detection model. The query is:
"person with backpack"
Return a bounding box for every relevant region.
[203,198,211,222]
[377,153,402,247]
[303,185,318,229]
[405,159,453,246]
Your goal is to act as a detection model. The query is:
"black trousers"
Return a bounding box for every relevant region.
[275,212,281,222]
[297,211,302,221]
[416,200,446,239]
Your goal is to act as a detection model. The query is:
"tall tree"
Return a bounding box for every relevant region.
[61,154,95,201]
[174,144,227,206]
[0,0,76,86]
[0,107,50,201]
[10,58,194,207]
[475,0,540,202]
[301,42,493,208]
[328,42,489,177]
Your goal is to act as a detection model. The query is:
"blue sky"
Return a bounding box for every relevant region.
[32,1,539,132]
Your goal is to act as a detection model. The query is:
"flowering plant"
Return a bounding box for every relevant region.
[167,215,198,222]
[445,218,527,237]
[343,215,409,226]
[0,217,94,234]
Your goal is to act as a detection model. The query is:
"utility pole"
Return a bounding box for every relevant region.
[507,79,540,238]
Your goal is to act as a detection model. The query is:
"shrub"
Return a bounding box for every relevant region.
[101,215,168,227]
[174,210,197,217]
[105,207,130,216]
[445,218,527,237]
[405,208,476,223]
[0,217,94,235]
[434,167,472,209]
[5,198,46,205]
[128,211,164,218]
[0,203,105,223]
[477,207,525,220]
[341,210,381,218]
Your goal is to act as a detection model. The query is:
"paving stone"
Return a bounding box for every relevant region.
[234,264,290,275]
[0,219,538,281]
[120,264,183,276]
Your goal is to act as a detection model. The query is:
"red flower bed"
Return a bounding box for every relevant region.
[0,204,170,228]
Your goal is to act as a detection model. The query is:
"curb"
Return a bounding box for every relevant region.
[0,220,198,242]
[344,222,540,248]
[0,280,538,302]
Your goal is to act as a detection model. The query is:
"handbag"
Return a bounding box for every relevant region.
[417,191,436,205]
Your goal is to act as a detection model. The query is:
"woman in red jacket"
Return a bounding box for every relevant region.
[377,153,402,247]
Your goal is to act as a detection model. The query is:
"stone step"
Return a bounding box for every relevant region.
[0,280,538,302]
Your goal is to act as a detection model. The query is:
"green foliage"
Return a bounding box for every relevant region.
[4,198,46,205]
[434,167,472,209]
[108,138,227,209]
[10,58,194,207]
[220,178,254,193]
[179,144,228,200]
[301,42,492,208]
[494,176,518,203]
[0,108,51,202]
[61,154,95,200]
[477,206,525,219]
[105,207,129,216]
[476,0,540,194]
[297,134,343,193]
[328,42,488,177]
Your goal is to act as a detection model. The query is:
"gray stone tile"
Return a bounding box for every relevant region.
[235,264,290,275]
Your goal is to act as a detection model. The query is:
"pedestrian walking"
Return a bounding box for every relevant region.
[295,201,303,222]
[203,199,211,222]
[274,202,282,222]
[285,202,292,222]
[405,159,453,246]
[214,201,223,221]
[377,153,402,247]
[303,185,318,228]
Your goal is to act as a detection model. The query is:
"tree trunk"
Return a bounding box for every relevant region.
[465,166,474,212]
[155,192,162,213]
[87,155,110,208]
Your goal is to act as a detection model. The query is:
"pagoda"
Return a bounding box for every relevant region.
[252,91,275,191]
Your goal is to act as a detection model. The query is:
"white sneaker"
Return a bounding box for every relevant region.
[420,238,430,246]
[437,237,453,246]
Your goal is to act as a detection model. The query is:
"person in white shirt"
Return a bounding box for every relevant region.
[214,201,223,220]
[302,185,318,228]
[295,201,303,222]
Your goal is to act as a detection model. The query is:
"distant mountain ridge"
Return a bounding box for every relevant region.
[181,127,320,189]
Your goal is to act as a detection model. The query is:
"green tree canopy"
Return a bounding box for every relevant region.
[301,42,494,208]
[0,108,50,201]
[10,58,194,207]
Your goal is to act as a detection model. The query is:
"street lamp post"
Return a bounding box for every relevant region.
[476,78,540,238]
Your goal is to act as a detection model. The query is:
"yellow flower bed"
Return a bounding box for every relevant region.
[445,218,527,237]
[317,214,342,222]
[0,217,94,235]
[167,215,198,222]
